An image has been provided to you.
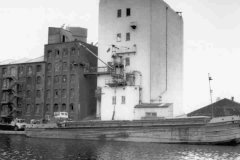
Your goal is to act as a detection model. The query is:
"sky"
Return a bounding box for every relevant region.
[0,0,240,114]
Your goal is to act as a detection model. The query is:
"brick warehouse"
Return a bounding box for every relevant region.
[0,27,98,121]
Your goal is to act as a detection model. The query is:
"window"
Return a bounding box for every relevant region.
[55,49,60,58]
[54,75,59,83]
[62,104,66,112]
[45,104,50,113]
[54,104,58,112]
[63,62,67,71]
[27,77,32,85]
[117,33,121,42]
[70,89,74,98]
[63,49,68,56]
[112,96,116,105]
[62,89,66,98]
[36,90,41,98]
[54,89,59,98]
[27,66,32,74]
[55,63,60,72]
[2,68,7,75]
[10,67,16,76]
[121,96,126,104]
[2,79,7,88]
[126,8,131,16]
[117,9,121,18]
[35,104,40,115]
[126,33,130,41]
[71,48,76,55]
[27,90,31,98]
[70,103,74,112]
[26,104,31,113]
[47,90,50,98]
[70,74,75,83]
[2,92,7,101]
[36,65,42,72]
[47,63,52,72]
[47,50,52,58]
[47,76,51,85]
[62,75,67,83]
[36,76,41,84]
[125,57,130,66]
[19,67,23,75]
[145,112,157,117]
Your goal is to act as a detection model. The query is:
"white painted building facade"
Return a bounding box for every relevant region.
[96,0,184,120]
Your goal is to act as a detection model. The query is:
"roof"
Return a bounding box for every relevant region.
[187,98,240,117]
[135,103,173,108]
[0,56,44,66]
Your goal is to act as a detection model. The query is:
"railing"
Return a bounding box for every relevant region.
[113,57,124,67]
[84,66,113,75]
[105,79,127,87]
[116,45,137,55]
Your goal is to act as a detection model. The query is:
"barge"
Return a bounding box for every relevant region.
[25,115,240,145]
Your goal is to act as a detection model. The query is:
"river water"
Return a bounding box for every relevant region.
[0,135,240,160]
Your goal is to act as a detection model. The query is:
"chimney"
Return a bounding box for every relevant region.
[231,97,234,101]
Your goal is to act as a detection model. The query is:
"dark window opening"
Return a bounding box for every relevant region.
[36,76,41,84]
[117,9,121,18]
[70,103,74,112]
[2,68,7,75]
[36,65,42,72]
[47,50,52,58]
[54,104,58,112]
[117,33,121,42]
[55,90,59,98]
[27,90,31,98]
[126,8,131,16]
[62,35,65,42]
[55,49,60,58]
[71,48,76,55]
[36,90,41,98]
[125,57,130,66]
[126,33,130,41]
[62,104,66,112]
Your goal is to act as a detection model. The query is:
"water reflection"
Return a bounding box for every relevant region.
[0,135,240,160]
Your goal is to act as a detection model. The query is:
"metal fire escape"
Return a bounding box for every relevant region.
[1,75,24,117]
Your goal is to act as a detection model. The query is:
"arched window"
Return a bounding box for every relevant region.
[36,90,41,98]
[54,75,59,83]
[63,48,68,56]
[47,76,51,85]
[71,48,76,55]
[55,49,60,58]
[27,90,31,98]
[47,90,50,98]
[18,66,23,75]
[55,62,60,72]
[2,79,7,88]
[54,104,58,112]
[47,50,52,58]
[54,89,59,98]
[10,67,16,76]
[62,89,66,98]
[36,76,41,84]
[63,62,67,71]
[27,77,32,85]
[27,66,32,74]
[2,68,7,75]
[70,74,75,83]
[45,104,50,114]
[47,63,52,71]
[26,104,31,114]
[62,75,67,83]
[36,65,42,72]
[70,89,74,98]
[35,104,40,115]
[69,103,74,112]
[62,104,66,112]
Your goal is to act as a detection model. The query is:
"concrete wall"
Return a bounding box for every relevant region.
[101,86,139,120]
[150,0,184,116]
[98,0,184,119]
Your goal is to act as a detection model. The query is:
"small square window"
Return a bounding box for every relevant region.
[117,9,121,18]
[117,33,121,42]
[126,8,131,16]
[126,33,130,41]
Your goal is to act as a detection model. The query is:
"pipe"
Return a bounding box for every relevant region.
[77,42,113,69]
[131,70,142,104]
